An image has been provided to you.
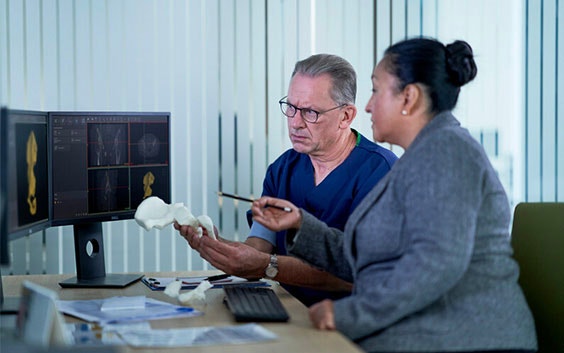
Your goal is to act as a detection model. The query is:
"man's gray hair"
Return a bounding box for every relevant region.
[292,53,357,105]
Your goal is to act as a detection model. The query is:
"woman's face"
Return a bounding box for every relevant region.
[365,60,404,145]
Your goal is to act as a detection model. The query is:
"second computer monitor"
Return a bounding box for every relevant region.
[1,108,50,248]
[49,111,171,287]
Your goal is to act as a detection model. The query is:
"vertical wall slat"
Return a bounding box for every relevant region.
[374,0,391,62]
[122,0,143,272]
[266,2,286,172]
[151,0,174,271]
[203,0,221,270]
[58,0,75,110]
[105,0,129,274]
[7,0,25,108]
[296,0,311,57]
[421,0,437,36]
[170,0,189,271]
[0,0,8,103]
[74,0,91,109]
[526,0,543,201]
[390,0,406,43]
[8,0,27,274]
[42,0,58,111]
[25,0,43,274]
[42,0,60,275]
[406,0,421,36]
[250,1,267,201]
[541,0,557,201]
[234,0,252,241]
[218,0,236,251]
[353,0,375,138]
[558,0,564,201]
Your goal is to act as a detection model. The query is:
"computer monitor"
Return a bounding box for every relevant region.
[1,107,51,313]
[49,111,171,288]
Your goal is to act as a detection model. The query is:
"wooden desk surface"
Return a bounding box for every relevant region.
[2,272,363,353]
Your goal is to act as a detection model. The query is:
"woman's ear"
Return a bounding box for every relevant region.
[401,83,422,115]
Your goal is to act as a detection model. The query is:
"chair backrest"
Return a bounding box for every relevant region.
[511,202,564,353]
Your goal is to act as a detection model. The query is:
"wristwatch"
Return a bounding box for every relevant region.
[264,254,279,279]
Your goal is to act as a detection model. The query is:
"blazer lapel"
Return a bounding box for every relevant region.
[344,171,392,265]
[347,171,392,228]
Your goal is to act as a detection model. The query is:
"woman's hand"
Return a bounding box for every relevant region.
[251,196,302,231]
[309,299,336,330]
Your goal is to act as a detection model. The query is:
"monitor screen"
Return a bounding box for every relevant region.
[49,111,171,287]
[50,111,171,225]
[1,108,50,253]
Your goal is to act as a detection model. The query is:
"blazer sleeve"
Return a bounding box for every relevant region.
[286,210,354,282]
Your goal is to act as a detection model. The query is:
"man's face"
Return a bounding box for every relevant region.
[285,73,344,157]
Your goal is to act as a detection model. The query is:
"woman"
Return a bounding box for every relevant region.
[251,38,537,353]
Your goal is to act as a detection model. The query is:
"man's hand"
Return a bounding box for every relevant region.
[174,222,219,252]
[176,230,270,279]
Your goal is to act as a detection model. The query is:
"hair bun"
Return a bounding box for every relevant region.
[445,40,477,86]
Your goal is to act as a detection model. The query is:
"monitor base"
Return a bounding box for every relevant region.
[58,273,142,288]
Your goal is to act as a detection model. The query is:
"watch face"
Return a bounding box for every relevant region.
[265,265,278,278]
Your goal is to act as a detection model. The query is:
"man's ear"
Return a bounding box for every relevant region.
[339,104,357,128]
[401,84,422,115]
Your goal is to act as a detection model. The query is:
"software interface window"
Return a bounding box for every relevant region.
[50,113,170,222]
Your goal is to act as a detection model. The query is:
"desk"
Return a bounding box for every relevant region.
[2,272,363,353]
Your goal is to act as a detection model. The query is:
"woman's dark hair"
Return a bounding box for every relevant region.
[382,37,477,114]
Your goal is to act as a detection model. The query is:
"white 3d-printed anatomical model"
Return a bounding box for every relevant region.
[134,196,216,240]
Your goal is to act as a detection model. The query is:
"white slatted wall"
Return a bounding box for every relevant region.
[1,0,561,276]
[525,0,564,202]
[0,0,376,275]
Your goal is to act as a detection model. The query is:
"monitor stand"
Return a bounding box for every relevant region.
[58,223,142,288]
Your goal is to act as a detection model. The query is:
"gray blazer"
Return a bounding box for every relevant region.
[288,112,537,352]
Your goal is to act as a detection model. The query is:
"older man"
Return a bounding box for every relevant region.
[176,54,397,306]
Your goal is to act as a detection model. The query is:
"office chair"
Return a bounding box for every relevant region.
[511,202,564,353]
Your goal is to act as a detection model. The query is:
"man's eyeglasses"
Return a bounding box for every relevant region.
[278,96,346,123]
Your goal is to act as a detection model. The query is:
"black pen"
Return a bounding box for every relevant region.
[217,191,292,212]
[205,273,231,282]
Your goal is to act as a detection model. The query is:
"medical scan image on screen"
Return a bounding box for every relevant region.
[51,113,170,223]
[8,113,49,235]
[16,124,49,226]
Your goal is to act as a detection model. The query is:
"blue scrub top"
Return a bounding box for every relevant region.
[248,130,397,306]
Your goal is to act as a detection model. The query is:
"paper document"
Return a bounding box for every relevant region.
[101,296,145,311]
[118,323,278,347]
[66,322,151,346]
[142,275,268,291]
[57,296,201,325]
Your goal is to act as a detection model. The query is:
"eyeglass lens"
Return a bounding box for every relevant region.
[280,102,319,122]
